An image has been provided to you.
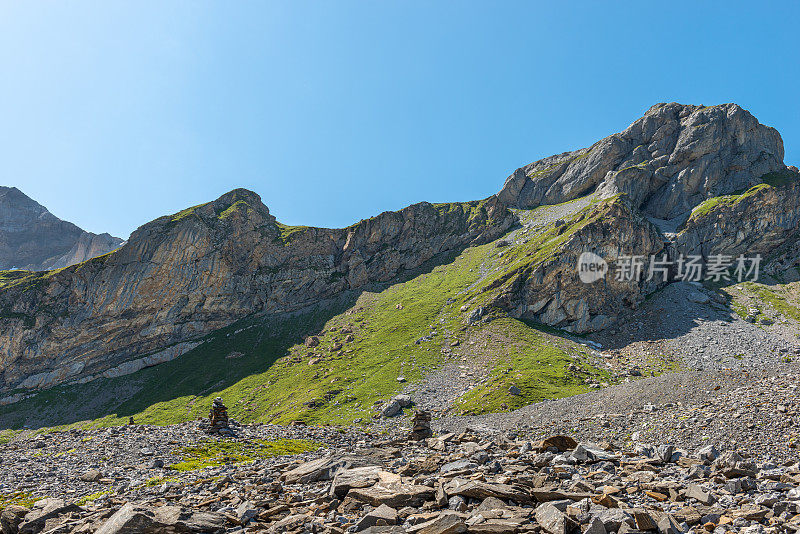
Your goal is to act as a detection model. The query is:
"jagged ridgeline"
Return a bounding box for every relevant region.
[1,102,798,428]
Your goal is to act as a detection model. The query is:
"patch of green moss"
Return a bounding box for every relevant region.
[643,353,683,374]
[218,200,255,220]
[0,491,38,511]
[689,184,772,220]
[170,203,207,223]
[169,438,319,471]
[0,270,34,290]
[0,429,22,445]
[729,299,751,320]
[76,491,109,506]
[0,270,46,293]
[276,223,311,244]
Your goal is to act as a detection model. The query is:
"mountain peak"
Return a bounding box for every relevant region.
[210,188,269,216]
[499,102,785,219]
[0,186,123,270]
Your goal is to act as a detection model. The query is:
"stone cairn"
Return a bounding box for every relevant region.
[408,410,432,441]
[207,397,232,435]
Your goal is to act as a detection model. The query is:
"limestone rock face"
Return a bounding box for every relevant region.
[0,189,512,391]
[498,103,785,219]
[0,186,123,270]
[492,197,666,333]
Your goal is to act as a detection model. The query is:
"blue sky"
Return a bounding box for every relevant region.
[1,2,798,238]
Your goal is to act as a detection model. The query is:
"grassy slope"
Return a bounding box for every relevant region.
[1,199,620,431]
[689,169,799,220]
[739,281,800,322]
[452,318,607,415]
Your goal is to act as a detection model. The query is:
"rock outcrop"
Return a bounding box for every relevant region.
[498,103,784,220]
[675,169,800,261]
[0,186,123,271]
[0,189,512,391]
[484,196,667,333]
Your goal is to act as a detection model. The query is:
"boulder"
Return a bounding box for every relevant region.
[408,512,467,534]
[354,504,398,532]
[348,483,435,508]
[282,456,350,484]
[382,399,402,418]
[79,468,103,482]
[535,502,578,534]
[94,503,226,534]
[331,467,400,498]
[0,505,29,534]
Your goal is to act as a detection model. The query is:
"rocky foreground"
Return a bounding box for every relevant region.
[2,367,799,534]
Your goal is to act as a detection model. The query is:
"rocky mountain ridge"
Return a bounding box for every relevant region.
[0,102,797,401]
[0,186,123,271]
[0,190,511,392]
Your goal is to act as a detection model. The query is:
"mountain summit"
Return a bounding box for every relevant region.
[499,103,784,219]
[0,187,124,271]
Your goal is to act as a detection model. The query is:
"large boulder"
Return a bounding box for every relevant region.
[94,503,226,534]
[0,505,29,534]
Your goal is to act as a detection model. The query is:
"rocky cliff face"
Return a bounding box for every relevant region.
[0,187,123,271]
[1,102,796,394]
[0,189,512,391]
[503,198,667,333]
[498,103,784,220]
[484,104,794,334]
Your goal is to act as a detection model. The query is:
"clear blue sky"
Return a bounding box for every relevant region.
[1,2,798,239]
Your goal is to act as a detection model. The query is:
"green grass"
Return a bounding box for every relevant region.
[643,353,683,374]
[452,318,607,415]
[688,183,775,220]
[0,270,34,290]
[729,298,751,320]
[170,203,207,223]
[0,429,22,445]
[169,190,262,224]
[463,195,620,307]
[742,282,800,322]
[218,200,255,220]
[0,269,48,293]
[169,438,319,471]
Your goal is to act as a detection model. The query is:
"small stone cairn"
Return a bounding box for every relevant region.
[408,410,432,441]
[206,397,233,435]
